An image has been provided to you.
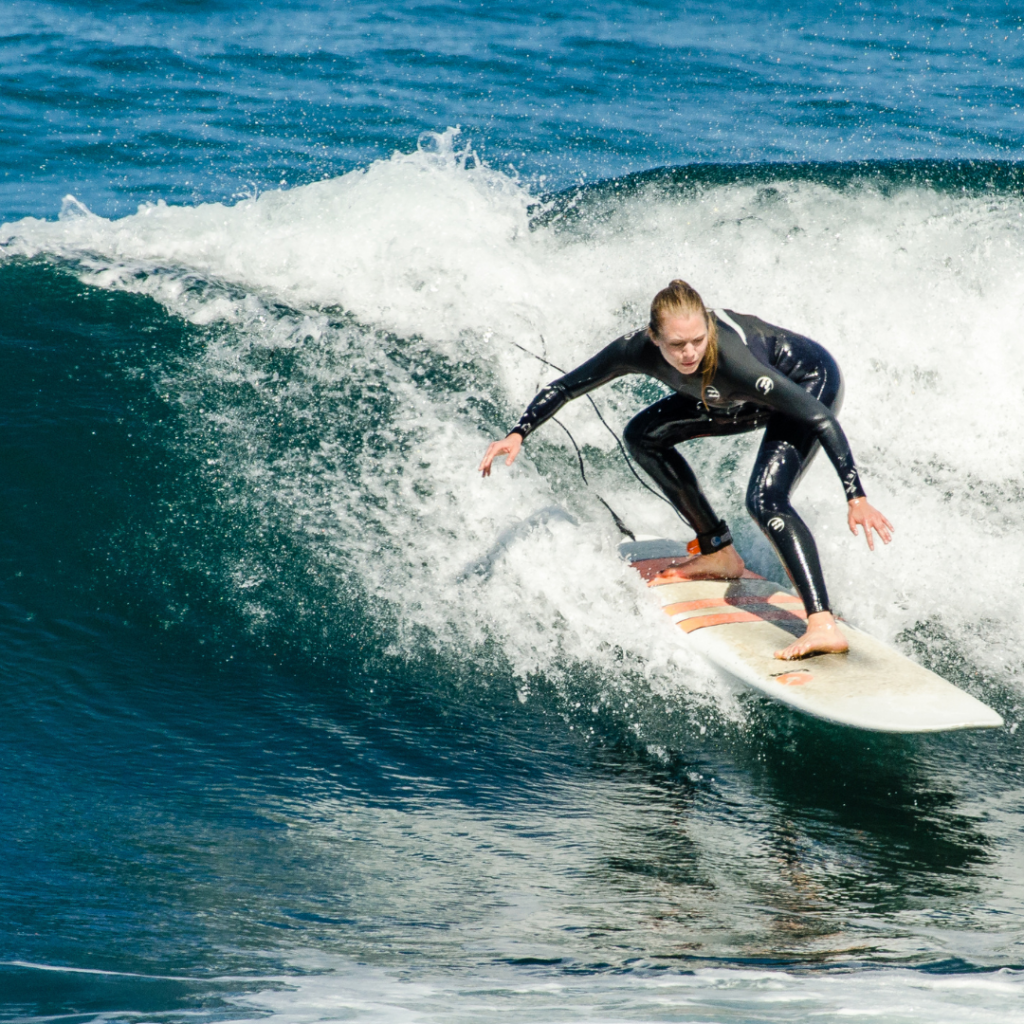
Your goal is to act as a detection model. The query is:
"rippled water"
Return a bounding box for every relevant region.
[2,2,1024,1022]
[5,0,1024,219]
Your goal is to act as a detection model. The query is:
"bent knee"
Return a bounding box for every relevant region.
[744,486,767,523]
[623,415,655,455]
[746,490,791,531]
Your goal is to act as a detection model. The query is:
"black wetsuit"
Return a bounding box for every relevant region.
[509,311,866,615]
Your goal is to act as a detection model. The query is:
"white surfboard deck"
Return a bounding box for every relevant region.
[620,537,1003,734]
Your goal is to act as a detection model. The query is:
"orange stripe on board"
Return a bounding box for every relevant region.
[775,671,814,686]
[663,594,805,617]
[631,557,766,583]
[676,609,807,633]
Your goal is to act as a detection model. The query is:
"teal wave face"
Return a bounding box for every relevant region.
[539,159,1024,227]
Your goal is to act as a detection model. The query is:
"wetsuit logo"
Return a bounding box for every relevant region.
[755,375,774,396]
[767,516,785,532]
[703,386,721,402]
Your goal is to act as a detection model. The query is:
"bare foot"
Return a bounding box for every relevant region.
[774,611,849,660]
[656,545,746,581]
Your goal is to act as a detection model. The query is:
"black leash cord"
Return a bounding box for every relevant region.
[549,419,636,539]
[552,417,587,486]
[511,338,681,518]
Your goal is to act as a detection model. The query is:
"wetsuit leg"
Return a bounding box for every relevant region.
[745,361,845,614]
[624,393,764,549]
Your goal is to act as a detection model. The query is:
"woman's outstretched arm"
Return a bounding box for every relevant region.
[480,333,639,473]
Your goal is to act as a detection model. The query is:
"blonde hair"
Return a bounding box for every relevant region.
[649,279,718,395]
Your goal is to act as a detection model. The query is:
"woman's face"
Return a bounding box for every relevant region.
[651,312,708,375]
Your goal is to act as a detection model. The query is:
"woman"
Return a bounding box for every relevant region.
[479,279,893,661]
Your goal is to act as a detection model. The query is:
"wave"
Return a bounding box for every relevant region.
[233,958,1024,1024]
[8,956,1021,1024]
[3,130,1022,732]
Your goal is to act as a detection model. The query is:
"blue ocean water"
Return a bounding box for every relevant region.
[2,2,1024,1021]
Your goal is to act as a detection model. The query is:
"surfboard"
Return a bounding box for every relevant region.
[620,537,1003,733]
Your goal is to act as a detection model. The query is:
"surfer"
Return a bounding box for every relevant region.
[479,280,893,660]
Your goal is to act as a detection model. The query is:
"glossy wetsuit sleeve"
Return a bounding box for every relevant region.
[725,347,866,500]
[509,336,635,438]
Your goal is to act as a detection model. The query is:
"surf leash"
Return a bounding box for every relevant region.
[510,338,687,539]
[548,412,638,538]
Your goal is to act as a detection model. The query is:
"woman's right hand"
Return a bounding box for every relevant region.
[479,432,523,477]
[847,497,894,550]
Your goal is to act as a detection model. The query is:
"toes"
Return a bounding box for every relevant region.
[775,635,849,660]
[774,644,804,660]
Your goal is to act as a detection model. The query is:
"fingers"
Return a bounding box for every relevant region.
[849,502,895,551]
[478,444,500,476]
[480,440,517,477]
[868,511,893,546]
[858,514,893,550]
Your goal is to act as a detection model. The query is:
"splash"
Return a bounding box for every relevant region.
[3,133,1023,723]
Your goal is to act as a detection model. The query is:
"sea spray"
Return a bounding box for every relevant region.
[3,133,1023,722]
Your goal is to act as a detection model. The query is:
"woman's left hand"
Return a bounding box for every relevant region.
[848,497,894,551]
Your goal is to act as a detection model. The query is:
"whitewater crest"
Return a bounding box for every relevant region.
[2,137,1023,716]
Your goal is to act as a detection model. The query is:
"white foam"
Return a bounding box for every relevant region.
[3,131,1022,719]
[222,957,1024,1024]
